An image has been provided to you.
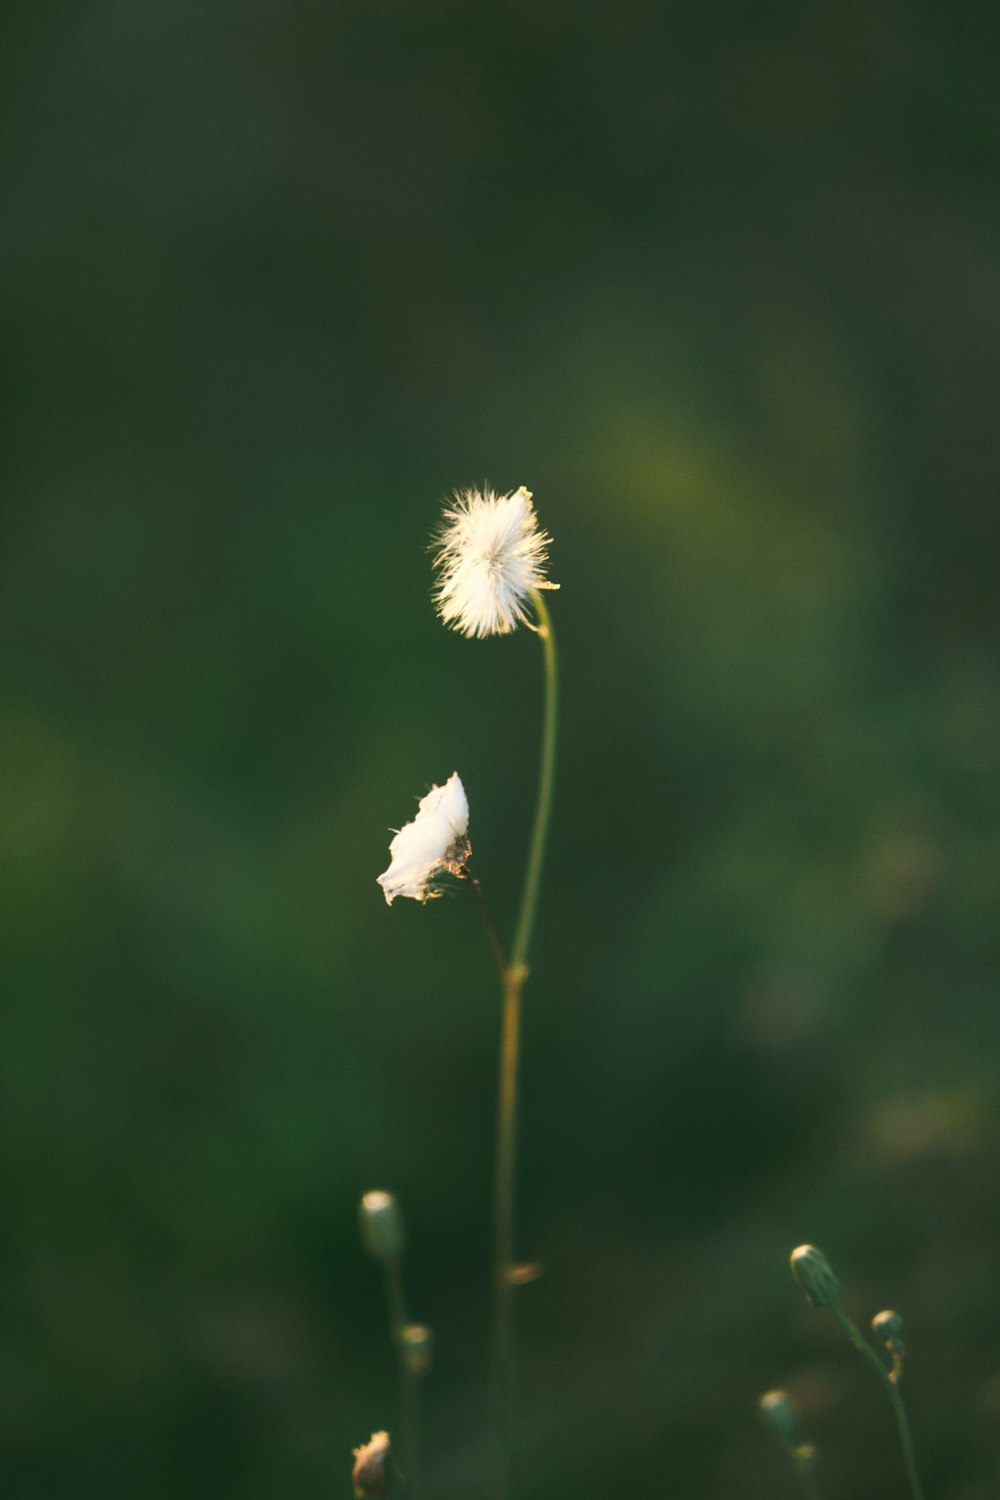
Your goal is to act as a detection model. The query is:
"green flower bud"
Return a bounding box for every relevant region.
[400,1323,434,1377]
[793,1442,819,1476]
[790,1244,842,1309]
[359,1191,405,1263]
[758,1389,799,1445]
[872,1308,905,1354]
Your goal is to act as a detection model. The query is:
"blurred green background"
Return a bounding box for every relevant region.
[3,1,1000,1496]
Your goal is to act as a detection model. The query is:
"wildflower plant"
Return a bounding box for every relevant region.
[358,1192,430,1496]
[785,1245,926,1500]
[758,1389,822,1500]
[372,484,560,1493]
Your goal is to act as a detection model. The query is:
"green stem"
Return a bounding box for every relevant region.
[400,1367,421,1500]
[464,873,511,976]
[470,594,558,1496]
[832,1308,926,1500]
[383,1257,409,1343]
[491,965,523,1470]
[510,592,559,975]
[382,1261,419,1495]
[791,1458,827,1494]
[788,1447,824,1500]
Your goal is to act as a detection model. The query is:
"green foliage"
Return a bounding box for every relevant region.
[3,2,999,1495]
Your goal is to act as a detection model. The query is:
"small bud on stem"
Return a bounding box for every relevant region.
[359,1191,406,1263]
[400,1323,434,1377]
[872,1308,906,1356]
[794,1442,819,1474]
[758,1389,799,1445]
[790,1244,842,1309]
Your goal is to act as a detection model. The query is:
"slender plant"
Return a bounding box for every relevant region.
[790,1245,926,1500]
[485,590,556,1441]
[758,1389,825,1500]
[358,1192,433,1496]
[376,485,560,1494]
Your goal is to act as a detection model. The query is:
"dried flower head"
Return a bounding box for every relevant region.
[351,1431,391,1497]
[377,772,470,905]
[432,485,558,638]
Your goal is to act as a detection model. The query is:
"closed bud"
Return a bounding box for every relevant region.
[872,1308,905,1354]
[793,1442,819,1476]
[400,1323,434,1377]
[359,1191,405,1263]
[758,1389,799,1446]
[790,1244,841,1309]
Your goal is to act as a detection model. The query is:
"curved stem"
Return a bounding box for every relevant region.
[789,1451,824,1500]
[383,1257,409,1343]
[467,596,559,1496]
[463,872,510,976]
[491,965,524,1453]
[510,592,559,975]
[381,1259,421,1493]
[495,594,559,1411]
[832,1308,926,1500]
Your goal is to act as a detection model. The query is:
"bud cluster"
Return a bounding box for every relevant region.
[758,1389,820,1485]
[872,1308,906,1358]
[773,1242,925,1497]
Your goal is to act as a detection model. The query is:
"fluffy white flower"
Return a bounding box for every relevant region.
[432,485,558,639]
[377,772,470,905]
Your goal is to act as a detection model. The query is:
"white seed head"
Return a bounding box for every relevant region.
[377,771,470,905]
[432,485,558,638]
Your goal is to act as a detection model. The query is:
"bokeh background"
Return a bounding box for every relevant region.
[3,2,1000,1496]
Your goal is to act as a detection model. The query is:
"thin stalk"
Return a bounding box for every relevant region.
[400,1368,421,1500]
[490,593,559,1489]
[382,1260,420,1496]
[383,1257,409,1342]
[491,964,524,1444]
[832,1307,926,1500]
[788,1449,824,1500]
[510,592,559,975]
[464,873,511,976]
[463,595,559,1495]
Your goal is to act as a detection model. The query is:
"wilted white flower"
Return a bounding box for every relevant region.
[351,1431,391,1497]
[432,485,558,638]
[377,772,470,905]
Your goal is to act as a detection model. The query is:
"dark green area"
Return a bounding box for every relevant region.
[2,2,999,1495]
